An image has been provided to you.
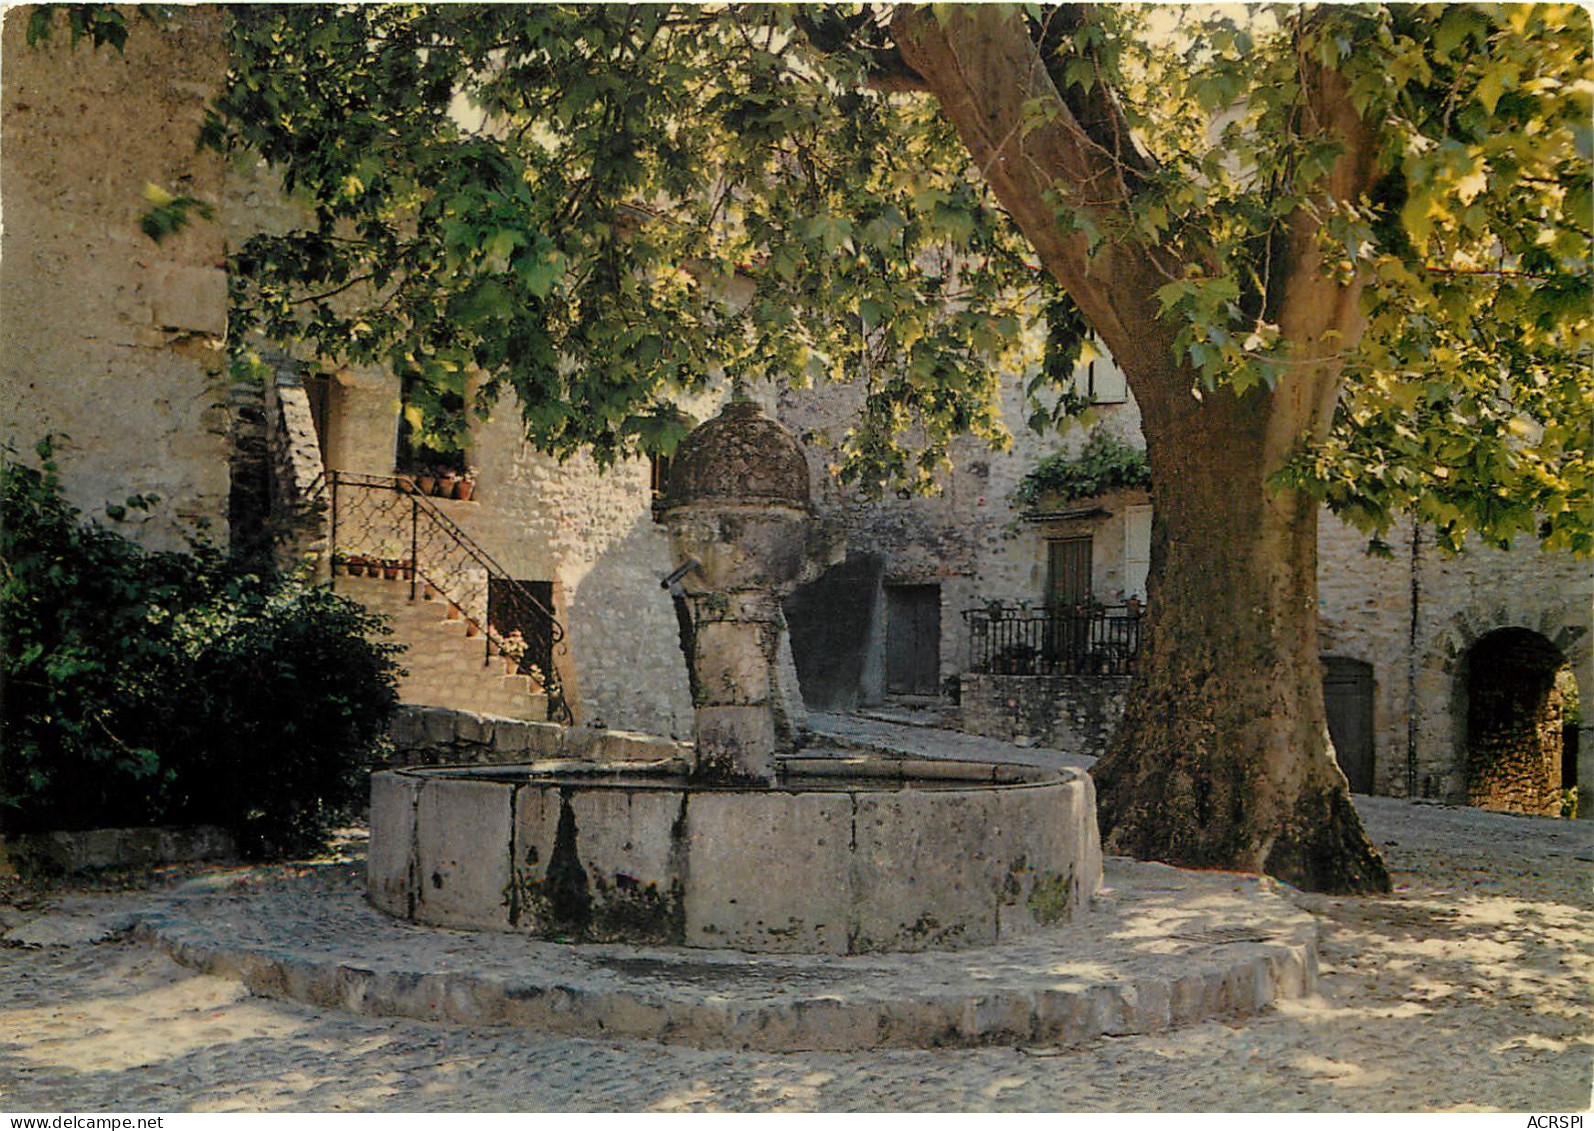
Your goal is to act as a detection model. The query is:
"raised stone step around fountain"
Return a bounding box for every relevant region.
[137,854,1318,1051]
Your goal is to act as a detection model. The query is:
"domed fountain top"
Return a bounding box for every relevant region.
[663,400,810,509]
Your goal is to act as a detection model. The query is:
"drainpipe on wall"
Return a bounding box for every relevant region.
[1406,518,1422,798]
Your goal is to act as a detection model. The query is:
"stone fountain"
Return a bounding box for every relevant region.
[368,401,1103,953]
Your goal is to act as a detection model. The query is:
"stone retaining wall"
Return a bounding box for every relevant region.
[0,825,234,876]
[383,704,692,768]
[957,673,1129,759]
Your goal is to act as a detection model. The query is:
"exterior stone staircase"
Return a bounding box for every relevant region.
[325,471,568,723]
[337,572,550,720]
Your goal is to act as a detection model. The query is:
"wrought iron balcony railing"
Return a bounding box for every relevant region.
[327,470,570,723]
[964,601,1144,677]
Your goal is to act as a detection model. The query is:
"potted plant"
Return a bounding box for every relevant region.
[415,471,436,496]
[382,558,400,581]
[435,465,458,498]
[455,466,478,501]
[500,629,527,674]
[396,472,417,494]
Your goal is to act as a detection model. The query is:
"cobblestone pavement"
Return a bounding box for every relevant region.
[1,717,1590,1112]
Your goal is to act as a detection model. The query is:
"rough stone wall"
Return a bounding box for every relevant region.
[1464,638,1564,816]
[1315,512,1420,797]
[958,673,1129,759]
[384,703,691,768]
[1316,511,1592,809]
[1,7,231,550]
[989,484,1152,607]
[1413,532,1592,808]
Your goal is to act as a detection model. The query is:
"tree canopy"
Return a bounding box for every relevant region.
[201,4,1044,490]
[163,2,1589,556]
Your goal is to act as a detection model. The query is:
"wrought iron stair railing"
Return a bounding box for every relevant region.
[327,470,571,723]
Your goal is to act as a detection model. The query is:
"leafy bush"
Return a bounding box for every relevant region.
[1013,432,1151,510]
[2,441,402,857]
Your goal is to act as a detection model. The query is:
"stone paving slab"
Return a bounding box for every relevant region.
[131,856,1316,1052]
[3,897,145,947]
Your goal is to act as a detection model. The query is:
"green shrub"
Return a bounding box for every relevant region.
[1013,431,1151,510]
[1,441,402,857]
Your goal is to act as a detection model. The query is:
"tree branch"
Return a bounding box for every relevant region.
[887,4,1175,386]
[791,6,931,93]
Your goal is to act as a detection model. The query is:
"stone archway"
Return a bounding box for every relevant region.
[1463,628,1568,816]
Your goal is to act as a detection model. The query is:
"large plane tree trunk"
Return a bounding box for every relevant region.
[1095,383,1389,892]
[894,5,1391,893]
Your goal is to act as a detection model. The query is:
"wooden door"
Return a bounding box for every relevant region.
[1322,657,1375,794]
[1047,537,1093,608]
[886,585,941,696]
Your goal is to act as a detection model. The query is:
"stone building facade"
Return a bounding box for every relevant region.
[1,7,232,551]
[770,353,1147,712]
[4,7,1587,815]
[1317,512,1591,813]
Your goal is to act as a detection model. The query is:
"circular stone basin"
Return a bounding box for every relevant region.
[368,754,1104,955]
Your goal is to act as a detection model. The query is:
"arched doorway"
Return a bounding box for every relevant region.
[1464,628,1568,816]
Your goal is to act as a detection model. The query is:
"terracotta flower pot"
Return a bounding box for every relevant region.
[382,560,399,580]
[416,475,436,496]
[436,476,457,498]
[455,479,475,501]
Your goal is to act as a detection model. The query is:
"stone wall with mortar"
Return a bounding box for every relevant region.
[1461,631,1566,816]
[1315,513,1421,798]
[958,673,1129,759]
[1,7,232,550]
